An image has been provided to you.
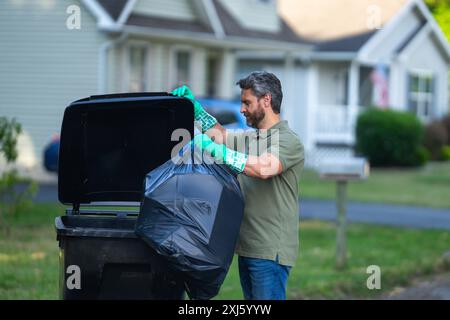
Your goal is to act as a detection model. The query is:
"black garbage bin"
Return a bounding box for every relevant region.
[55,92,194,300]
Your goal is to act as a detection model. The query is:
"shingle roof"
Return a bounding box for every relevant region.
[97,0,129,21]
[96,0,375,50]
[96,0,308,45]
[126,14,214,34]
[315,30,377,52]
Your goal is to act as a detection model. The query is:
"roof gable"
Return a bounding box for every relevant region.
[315,31,377,52]
[358,0,450,63]
[310,0,450,63]
[212,0,306,44]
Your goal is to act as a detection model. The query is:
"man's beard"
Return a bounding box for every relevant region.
[244,105,265,128]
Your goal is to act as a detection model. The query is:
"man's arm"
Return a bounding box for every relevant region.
[205,123,228,145]
[172,86,286,179]
[192,134,283,179]
[242,153,282,179]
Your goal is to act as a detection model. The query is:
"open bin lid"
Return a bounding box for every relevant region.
[58,93,194,205]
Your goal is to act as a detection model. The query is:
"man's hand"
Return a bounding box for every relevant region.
[171,85,195,101]
[171,85,217,132]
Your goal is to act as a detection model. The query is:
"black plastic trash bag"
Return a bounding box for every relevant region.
[135,143,245,300]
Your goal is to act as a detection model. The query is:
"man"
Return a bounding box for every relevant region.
[172,71,304,300]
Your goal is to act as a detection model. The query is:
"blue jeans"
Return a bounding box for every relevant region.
[238,256,291,300]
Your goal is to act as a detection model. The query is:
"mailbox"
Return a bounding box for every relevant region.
[318,157,370,181]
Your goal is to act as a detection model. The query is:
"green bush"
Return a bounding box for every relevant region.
[0,117,38,236]
[423,120,448,160]
[415,145,430,166]
[356,108,425,167]
[440,145,450,161]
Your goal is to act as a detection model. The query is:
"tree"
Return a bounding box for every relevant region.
[425,0,450,116]
[0,117,38,236]
[425,0,450,41]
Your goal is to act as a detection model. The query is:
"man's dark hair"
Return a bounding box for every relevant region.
[236,71,283,114]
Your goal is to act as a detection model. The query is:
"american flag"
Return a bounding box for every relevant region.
[370,63,389,108]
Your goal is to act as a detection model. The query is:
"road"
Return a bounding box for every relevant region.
[16,183,450,230]
[300,198,450,230]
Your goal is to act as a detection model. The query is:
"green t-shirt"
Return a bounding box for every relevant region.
[226,120,304,266]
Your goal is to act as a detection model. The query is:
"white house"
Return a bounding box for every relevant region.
[0,0,449,178]
[0,0,310,178]
[278,0,450,164]
[239,0,450,165]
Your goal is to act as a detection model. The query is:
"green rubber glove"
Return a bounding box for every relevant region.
[191,134,248,173]
[171,85,217,132]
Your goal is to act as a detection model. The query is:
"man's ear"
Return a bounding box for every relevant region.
[263,94,272,109]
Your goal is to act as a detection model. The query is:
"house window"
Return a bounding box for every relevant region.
[129,46,147,92]
[359,66,373,107]
[206,55,219,97]
[317,64,348,106]
[408,71,434,120]
[173,50,192,88]
[334,68,348,105]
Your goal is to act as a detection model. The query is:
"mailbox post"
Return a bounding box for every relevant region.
[335,179,347,269]
[318,157,370,269]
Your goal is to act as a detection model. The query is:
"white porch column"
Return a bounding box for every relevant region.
[149,43,164,92]
[282,52,295,124]
[217,50,236,100]
[191,48,207,97]
[347,61,359,144]
[305,62,318,151]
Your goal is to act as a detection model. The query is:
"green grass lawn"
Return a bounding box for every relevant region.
[1,203,449,299]
[300,161,450,209]
[0,203,64,299]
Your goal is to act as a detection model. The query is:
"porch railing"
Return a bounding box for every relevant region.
[315,104,362,143]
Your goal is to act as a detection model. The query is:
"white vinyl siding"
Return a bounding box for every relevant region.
[132,0,196,21]
[367,8,424,62]
[218,0,280,33]
[404,34,448,118]
[0,0,106,169]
